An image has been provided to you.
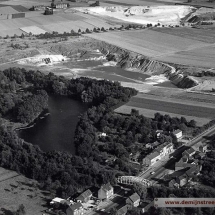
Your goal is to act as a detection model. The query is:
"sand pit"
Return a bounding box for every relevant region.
[76,5,195,25]
[17,55,69,66]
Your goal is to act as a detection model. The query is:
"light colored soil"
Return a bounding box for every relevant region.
[0,167,54,215]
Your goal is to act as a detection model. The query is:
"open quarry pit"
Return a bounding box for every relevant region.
[75,5,195,26]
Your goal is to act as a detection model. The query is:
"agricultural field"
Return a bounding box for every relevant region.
[155,44,215,68]
[151,27,215,43]
[115,93,215,126]
[0,167,53,215]
[85,29,208,57]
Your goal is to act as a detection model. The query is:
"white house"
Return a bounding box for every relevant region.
[173,129,183,140]
[98,183,113,200]
[66,203,84,215]
[126,193,140,208]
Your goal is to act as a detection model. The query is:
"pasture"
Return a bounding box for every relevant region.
[0,167,53,215]
[114,93,215,126]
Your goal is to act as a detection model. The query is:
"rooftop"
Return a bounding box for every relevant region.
[184,147,195,155]
[117,205,128,215]
[101,183,113,192]
[173,129,182,135]
[127,192,140,203]
[77,189,92,200]
[68,202,83,211]
[147,151,160,160]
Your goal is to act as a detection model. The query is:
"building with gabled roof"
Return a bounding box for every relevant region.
[182,147,195,157]
[168,179,179,188]
[66,202,84,215]
[142,151,160,166]
[155,142,173,157]
[76,189,92,203]
[126,192,140,208]
[173,129,182,139]
[117,205,128,215]
[185,165,200,178]
[145,141,160,149]
[176,175,187,187]
[98,183,113,200]
[175,161,194,171]
[141,201,154,213]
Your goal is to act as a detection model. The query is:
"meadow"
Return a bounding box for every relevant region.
[0,167,53,215]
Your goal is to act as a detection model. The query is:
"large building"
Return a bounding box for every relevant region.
[143,142,174,166]
[142,151,160,166]
[98,183,113,200]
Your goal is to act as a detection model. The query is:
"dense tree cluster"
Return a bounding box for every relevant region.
[13,90,48,123]
[0,67,137,197]
[0,124,118,198]
[36,31,79,39]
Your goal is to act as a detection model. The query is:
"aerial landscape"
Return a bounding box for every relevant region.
[1,0,215,214]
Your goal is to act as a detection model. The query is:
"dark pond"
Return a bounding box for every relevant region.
[17,95,88,154]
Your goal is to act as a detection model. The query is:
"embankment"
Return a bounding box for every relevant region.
[97,41,199,88]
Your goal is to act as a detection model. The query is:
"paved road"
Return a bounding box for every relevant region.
[140,125,215,184]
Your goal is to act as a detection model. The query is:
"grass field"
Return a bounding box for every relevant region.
[115,93,215,126]
[0,167,53,215]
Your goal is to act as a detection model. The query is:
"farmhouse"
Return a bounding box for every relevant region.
[173,129,182,140]
[76,189,92,203]
[126,192,140,208]
[66,202,84,215]
[98,183,113,200]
